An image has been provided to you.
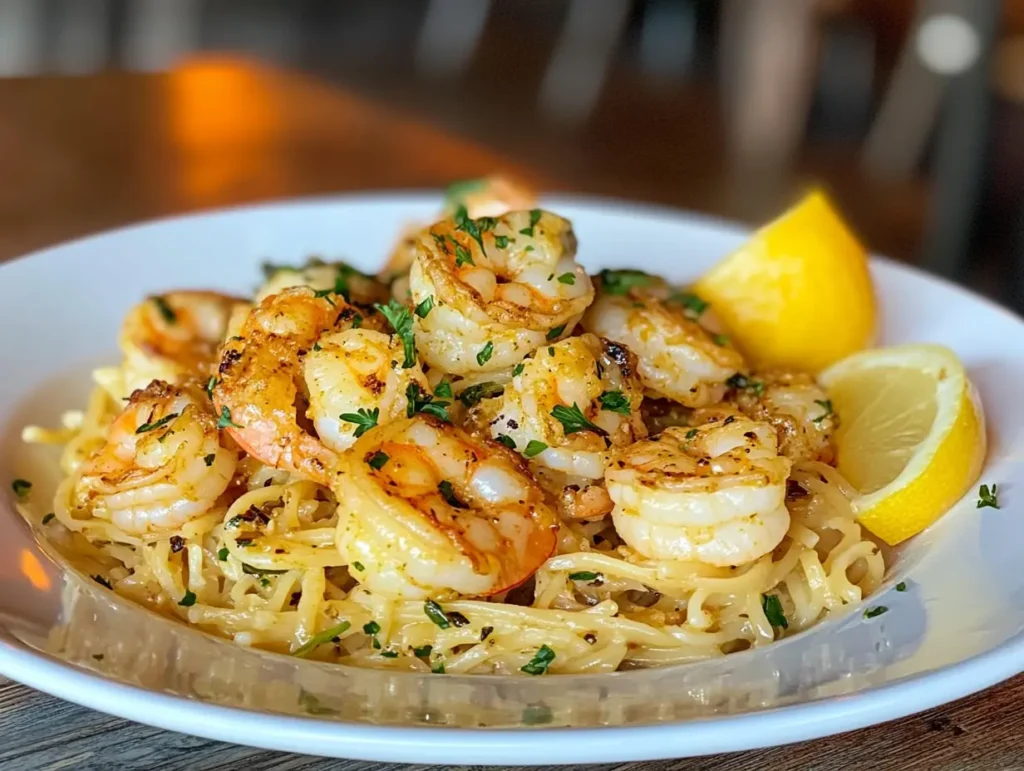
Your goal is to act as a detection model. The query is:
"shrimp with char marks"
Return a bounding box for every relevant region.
[334,415,558,599]
[606,417,792,567]
[410,209,594,374]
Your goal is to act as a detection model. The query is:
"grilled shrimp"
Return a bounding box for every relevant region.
[605,417,792,566]
[582,278,743,407]
[334,415,558,598]
[409,209,594,374]
[73,381,236,534]
[213,287,425,483]
[101,291,245,400]
[726,371,836,464]
[257,259,389,308]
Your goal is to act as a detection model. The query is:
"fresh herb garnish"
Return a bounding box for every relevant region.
[685,428,699,440]
[42,512,55,524]
[216,407,242,430]
[476,341,494,366]
[812,399,834,424]
[380,650,399,658]
[761,594,788,628]
[494,235,510,249]
[293,621,352,658]
[437,480,467,509]
[204,453,215,467]
[152,295,177,324]
[217,547,229,561]
[512,363,525,377]
[551,403,606,436]
[178,590,197,607]
[312,287,337,307]
[424,599,451,629]
[599,269,652,296]
[340,407,380,438]
[597,390,630,416]
[546,324,566,341]
[568,571,600,581]
[520,644,556,675]
[726,373,764,397]
[136,413,178,434]
[444,178,486,206]
[519,209,542,237]
[454,204,486,252]
[495,434,516,449]
[352,561,365,572]
[454,243,474,267]
[11,479,31,499]
[896,581,907,592]
[458,381,504,407]
[864,606,888,619]
[413,644,433,658]
[406,382,451,422]
[524,440,548,458]
[374,299,417,368]
[363,620,381,636]
[557,272,576,285]
[367,451,389,470]
[205,376,219,399]
[415,296,434,319]
[431,659,446,674]
[977,484,1000,509]
[668,292,708,318]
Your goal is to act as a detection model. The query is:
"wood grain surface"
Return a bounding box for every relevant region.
[0,58,1020,770]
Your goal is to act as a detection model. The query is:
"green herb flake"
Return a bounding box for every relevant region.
[524,440,548,458]
[367,451,389,470]
[864,606,888,619]
[977,483,1000,509]
[205,376,219,399]
[424,599,451,629]
[312,287,337,307]
[557,272,576,285]
[551,403,606,436]
[437,480,467,509]
[178,590,197,607]
[519,209,543,237]
[546,324,566,341]
[812,399,834,424]
[494,235,510,249]
[293,620,352,658]
[458,381,504,407]
[761,594,788,628]
[380,650,399,658]
[512,363,525,377]
[685,428,699,440]
[374,299,417,368]
[726,373,764,397]
[42,512,55,525]
[415,295,434,319]
[431,659,446,674]
[11,479,32,499]
[444,178,486,206]
[136,412,179,435]
[896,581,907,592]
[520,644,556,675]
[669,292,709,318]
[454,243,474,267]
[568,571,600,582]
[413,644,433,658]
[597,390,630,416]
[217,547,229,561]
[476,341,494,366]
[599,269,652,296]
[453,204,486,252]
[434,380,453,399]
[495,434,516,450]
[152,295,177,324]
[363,620,381,636]
[204,453,216,467]
[405,382,451,422]
[216,407,242,430]
[340,407,380,438]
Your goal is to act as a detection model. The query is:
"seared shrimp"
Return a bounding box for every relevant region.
[334,415,558,598]
[73,381,236,534]
[257,259,389,308]
[100,291,245,400]
[582,277,743,407]
[214,288,425,483]
[727,370,837,464]
[606,418,792,566]
[410,209,594,374]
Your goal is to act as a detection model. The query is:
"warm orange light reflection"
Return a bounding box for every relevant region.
[19,549,51,591]
[166,57,287,205]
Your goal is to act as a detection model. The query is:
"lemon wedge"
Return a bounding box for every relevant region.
[819,344,986,545]
[693,190,876,372]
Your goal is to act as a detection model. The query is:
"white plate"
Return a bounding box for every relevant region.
[0,194,1022,765]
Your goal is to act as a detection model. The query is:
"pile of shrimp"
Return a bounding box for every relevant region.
[25,176,883,675]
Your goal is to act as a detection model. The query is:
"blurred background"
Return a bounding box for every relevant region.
[0,0,1021,310]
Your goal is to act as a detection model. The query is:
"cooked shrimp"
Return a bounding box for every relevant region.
[605,418,792,566]
[73,380,236,535]
[582,275,744,407]
[100,291,244,400]
[727,370,837,464]
[410,209,594,374]
[334,415,558,598]
[214,288,424,483]
[257,259,389,308]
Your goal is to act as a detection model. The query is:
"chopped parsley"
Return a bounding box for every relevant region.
[413,644,433,658]
[217,547,229,561]
[414,295,434,319]
[205,376,219,399]
[524,440,548,458]
[597,390,630,416]
[557,272,576,285]
[864,606,888,619]
[520,644,556,675]
[178,590,197,607]
[424,599,451,629]
[726,373,764,397]
[568,571,600,582]
[203,453,215,467]
[444,178,486,206]
[312,287,337,307]
[380,650,399,658]
[551,403,606,436]
[812,399,834,423]
[668,292,708,318]
[512,363,525,377]
[494,235,510,249]
[363,620,381,636]
[312,342,322,352]
[518,209,542,237]
[546,324,566,341]
[293,620,352,657]
[340,407,380,438]
[216,407,242,430]
[11,479,31,499]
[495,434,516,449]
[476,341,494,366]
[152,295,177,324]
[367,451,389,470]
[136,413,178,434]
[896,581,907,592]
[761,594,788,628]
[454,243,474,267]
[437,480,467,509]
[405,382,451,422]
[454,204,487,251]
[977,483,999,509]
[431,659,446,674]
[685,428,699,440]
[599,269,652,295]
[374,299,417,368]
[352,561,365,572]
[41,512,55,525]
[458,381,504,407]
[434,380,453,399]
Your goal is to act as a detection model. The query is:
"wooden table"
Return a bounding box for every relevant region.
[1,58,1020,770]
